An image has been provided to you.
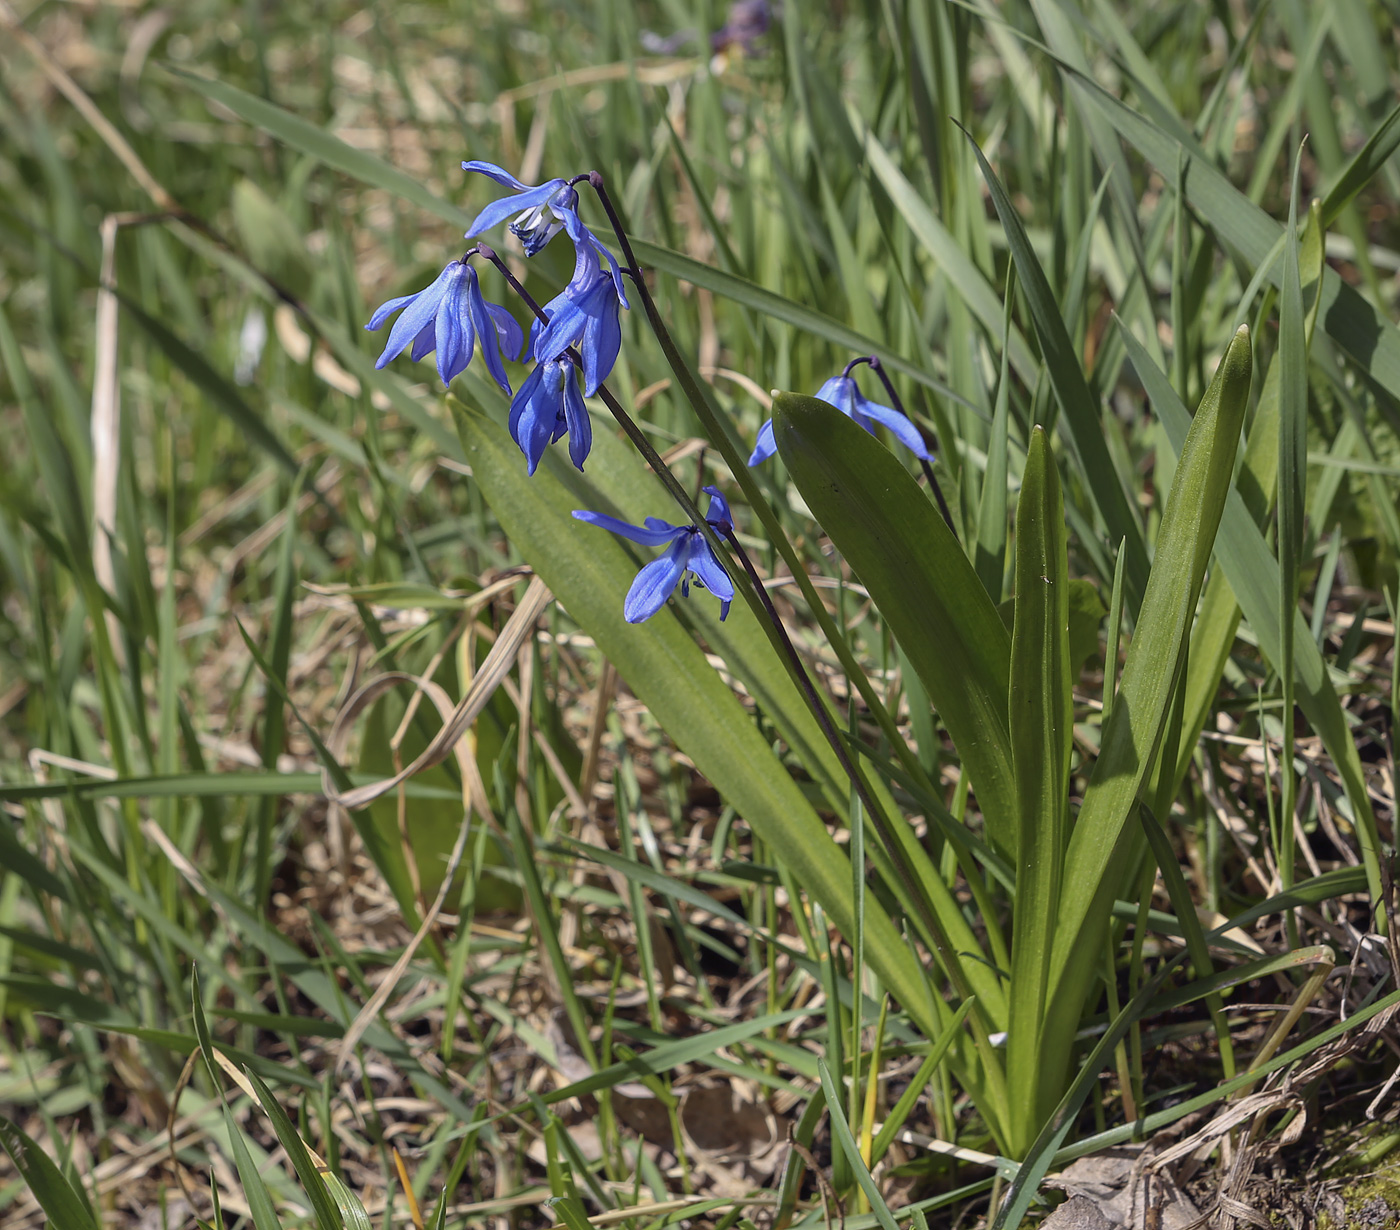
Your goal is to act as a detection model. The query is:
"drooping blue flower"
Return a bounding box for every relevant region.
[748,373,931,465]
[365,259,523,390]
[532,270,624,396]
[462,162,629,300]
[573,487,735,623]
[509,354,590,474]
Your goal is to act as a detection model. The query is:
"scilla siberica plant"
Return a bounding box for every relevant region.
[365,151,1265,1200]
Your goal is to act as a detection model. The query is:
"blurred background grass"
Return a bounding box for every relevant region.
[2,0,1400,1225]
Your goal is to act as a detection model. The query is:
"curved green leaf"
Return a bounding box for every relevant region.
[1038,325,1253,1122]
[770,392,1016,857]
[1119,318,1387,932]
[1005,426,1072,1155]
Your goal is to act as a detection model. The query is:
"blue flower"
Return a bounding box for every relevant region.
[509,354,590,474]
[748,373,931,465]
[573,487,735,623]
[365,259,523,391]
[462,162,629,300]
[532,266,624,395]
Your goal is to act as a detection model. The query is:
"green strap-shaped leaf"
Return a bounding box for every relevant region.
[537,410,1009,1026]
[1037,326,1253,1124]
[1173,200,1324,791]
[770,391,1016,858]
[1004,427,1072,1156]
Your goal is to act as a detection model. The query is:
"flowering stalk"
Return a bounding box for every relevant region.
[579,172,944,805]
[486,230,1001,1063]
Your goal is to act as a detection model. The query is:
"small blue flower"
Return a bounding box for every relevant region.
[532,266,624,395]
[748,373,931,465]
[462,162,629,301]
[509,354,590,474]
[365,259,523,391]
[573,487,735,623]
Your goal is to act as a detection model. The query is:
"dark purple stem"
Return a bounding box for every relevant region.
[864,356,957,538]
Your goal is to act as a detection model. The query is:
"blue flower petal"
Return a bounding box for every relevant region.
[814,375,857,417]
[463,275,511,393]
[464,184,560,240]
[747,418,777,466]
[409,319,438,363]
[532,289,586,362]
[460,160,534,191]
[571,510,683,546]
[624,536,693,622]
[854,393,930,459]
[508,363,555,474]
[702,486,733,529]
[487,303,525,361]
[579,282,622,395]
[366,292,417,332]
[687,539,734,603]
[562,210,629,306]
[433,271,474,384]
[562,366,592,471]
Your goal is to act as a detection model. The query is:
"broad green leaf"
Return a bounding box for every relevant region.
[770,392,1016,859]
[525,404,850,815]
[1005,427,1072,1156]
[449,396,974,1106]
[1038,327,1253,1127]
[0,1117,99,1230]
[963,132,1150,610]
[518,405,1007,1024]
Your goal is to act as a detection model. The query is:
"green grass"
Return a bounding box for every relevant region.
[1,0,1399,1226]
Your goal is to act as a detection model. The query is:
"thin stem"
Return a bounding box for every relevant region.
[477,244,541,317]
[864,356,956,537]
